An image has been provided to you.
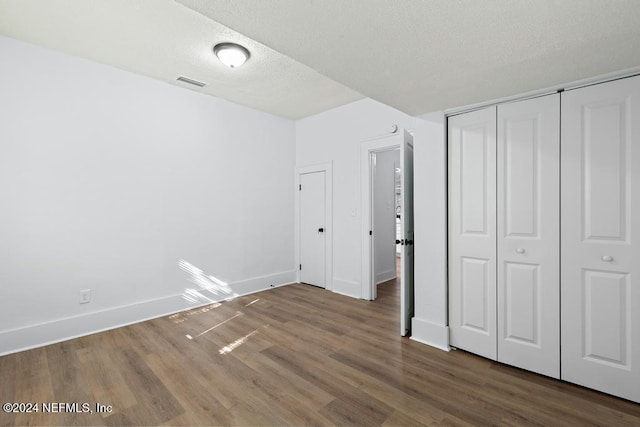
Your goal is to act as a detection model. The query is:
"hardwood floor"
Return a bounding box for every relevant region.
[1,278,639,426]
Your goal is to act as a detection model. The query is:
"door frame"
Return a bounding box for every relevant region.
[360,134,402,300]
[296,162,333,290]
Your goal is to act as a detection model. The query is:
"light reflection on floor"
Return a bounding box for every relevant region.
[169,303,221,324]
[176,260,268,354]
[185,311,244,340]
[219,329,259,355]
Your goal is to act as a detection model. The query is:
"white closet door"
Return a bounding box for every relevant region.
[561,75,640,402]
[448,106,497,360]
[497,95,560,378]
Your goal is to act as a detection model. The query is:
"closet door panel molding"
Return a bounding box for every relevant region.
[497,94,560,378]
[448,106,497,360]
[561,75,640,403]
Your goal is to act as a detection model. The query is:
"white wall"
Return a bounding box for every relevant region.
[296,99,415,297]
[0,36,296,355]
[373,149,399,284]
[411,112,449,350]
[296,99,449,350]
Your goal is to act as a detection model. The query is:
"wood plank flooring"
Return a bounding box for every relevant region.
[1,278,639,426]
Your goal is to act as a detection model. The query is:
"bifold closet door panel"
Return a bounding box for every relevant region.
[497,94,560,378]
[561,75,640,402]
[448,106,497,360]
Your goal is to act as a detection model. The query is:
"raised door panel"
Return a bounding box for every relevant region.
[448,106,497,360]
[504,262,539,345]
[582,101,628,242]
[504,117,538,237]
[460,131,490,235]
[460,257,490,334]
[561,75,640,403]
[583,270,630,367]
[497,94,560,378]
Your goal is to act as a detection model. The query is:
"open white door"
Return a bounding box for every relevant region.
[361,129,414,337]
[400,131,414,336]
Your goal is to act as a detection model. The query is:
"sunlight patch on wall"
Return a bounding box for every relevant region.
[178,259,238,304]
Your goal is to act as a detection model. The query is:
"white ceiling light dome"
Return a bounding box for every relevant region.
[213,42,250,68]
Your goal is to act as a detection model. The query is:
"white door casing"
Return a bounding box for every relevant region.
[400,132,415,336]
[448,106,498,360]
[361,133,400,300]
[299,171,326,288]
[497,94,560,378]
[561,75,640,402]
[360,129,414,337]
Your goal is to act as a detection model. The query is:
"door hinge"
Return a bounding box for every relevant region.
[299,264,302,271]
[299,184,302,191]
[369,230,372,236]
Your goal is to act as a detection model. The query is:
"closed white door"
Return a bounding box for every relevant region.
[561,76,640,402]
[400,131,414,336]
[448,106,498,360]
[300,171,326,288]
[497,94,560,378]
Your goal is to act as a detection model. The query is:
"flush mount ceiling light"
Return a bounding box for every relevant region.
[213,42,250,68]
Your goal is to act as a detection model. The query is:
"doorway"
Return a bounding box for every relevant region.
[372,149,400,287]
[361,129,414,336]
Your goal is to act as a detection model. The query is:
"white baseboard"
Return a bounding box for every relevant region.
[230,270,296,295]
[410,317,450,352]
[331,277,361,299]
[0,270,295,356]
[375,268,396,285]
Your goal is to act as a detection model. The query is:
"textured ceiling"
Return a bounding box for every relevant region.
[0,0,362,119]
[1,1,640,118]
[179,0,640,115]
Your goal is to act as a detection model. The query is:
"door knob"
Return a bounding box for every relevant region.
[516,248,525,254]
[601,255,613,262]
[395,239,404,245]
[318,227,324,233]
[406,239,414,245]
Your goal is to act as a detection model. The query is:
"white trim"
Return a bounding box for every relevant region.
[332,277,361,299]
[360,134,403,300]
[296,162,333,290]
[445,66,640,117]
[410,318,450,352]
[0,269,296,356]
[415,68,640,355]
[375,268,396,285]
[226,270,296,295]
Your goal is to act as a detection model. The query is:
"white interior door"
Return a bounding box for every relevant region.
[400,131,414,336]
[299,171,326,288]
[561,75,640,402]
[448,106,498,360]
[497,94,560,378]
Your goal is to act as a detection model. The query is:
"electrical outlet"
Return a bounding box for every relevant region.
[79,289,91,304]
